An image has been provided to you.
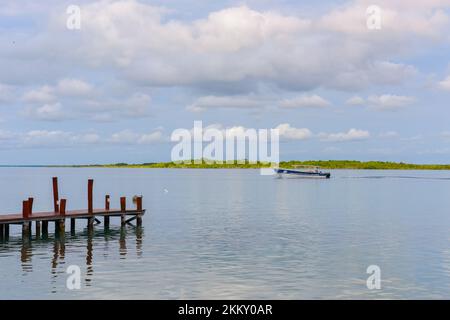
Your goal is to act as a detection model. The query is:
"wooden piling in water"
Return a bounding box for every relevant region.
[58,219,66,234]
[22,200,30,219]
[42,221,48,236]
[136,196,143,227]
[59,199,66,233]
[120,197,126,211]
[87,179,94,227]
[60,199,66,215]
[88,179,93,213]
[22,200,31,235]
[52,177,59,213]
[104,195,110,228]
[120,197,126,225]
[87,218,94,229]
[28,197,34,213]
[0,224,4,239]
[36,221,41,238]
[105,195,110,211]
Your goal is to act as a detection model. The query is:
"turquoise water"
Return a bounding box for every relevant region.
[1,168,450,299]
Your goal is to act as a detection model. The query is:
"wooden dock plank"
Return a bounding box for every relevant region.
[0,208,145,224]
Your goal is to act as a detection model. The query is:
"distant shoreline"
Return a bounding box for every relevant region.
[16,160,450,170]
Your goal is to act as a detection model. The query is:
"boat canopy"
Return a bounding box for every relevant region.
[292,165,321,170]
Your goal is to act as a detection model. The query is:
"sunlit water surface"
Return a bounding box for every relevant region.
[1,168,450,299]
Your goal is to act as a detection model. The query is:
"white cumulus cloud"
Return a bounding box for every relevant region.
[109,129,164,144]
[21,1,440,93]
[438,75,450,91]
[346,96,365,106]
[22,86,56,104]
[56,78,93,96]
[187,95,262,112]
[0,83,14,103]
[367,94,416,111]
[319,128,370,142]
[279,95,330,109]
[23,103,68,121]
[275,123,312,140]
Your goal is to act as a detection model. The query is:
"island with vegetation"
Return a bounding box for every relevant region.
[67,160,450,170]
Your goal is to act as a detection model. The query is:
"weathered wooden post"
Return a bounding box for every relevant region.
[52,177,59,212]
[35,221,41,238]
[70,217,76,234]
[42,219,48,237]
[27,197,40,237]
[28,197,34,212]
[4,224,9,239]
[105,195,110,211]
[58,199,66,233]
[88,179,93,213]
[87,179,94,228]
[22,200,30,219]
[66,181,75,233]
[60,199,66,214]
[0,224,4,239]
[120,197,126,225]
[22,200,31,236]
[104,195,110,228]
[136,196,143,227]
[45,177,59,235]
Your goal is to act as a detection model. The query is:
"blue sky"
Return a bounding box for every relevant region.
[1,0,450,164]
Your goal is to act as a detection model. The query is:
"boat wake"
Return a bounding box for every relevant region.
[342,175,450,181]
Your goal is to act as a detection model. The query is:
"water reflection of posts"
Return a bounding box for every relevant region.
[51,240,60,272]
[59,238,65,260]
[136,226,143,258]
[86,233,93,286]
[50,236,65,292]
[13,225,145,286]
[21,236,32,272]
[119,226,127,257]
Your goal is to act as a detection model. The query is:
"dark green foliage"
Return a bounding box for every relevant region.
[70,159,450,170]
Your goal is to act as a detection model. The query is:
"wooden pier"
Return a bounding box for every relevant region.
[0,177,145,240]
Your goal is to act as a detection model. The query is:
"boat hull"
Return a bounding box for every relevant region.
[274,168,331,179]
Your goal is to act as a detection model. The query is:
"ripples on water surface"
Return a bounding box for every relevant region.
[1,168,450,299]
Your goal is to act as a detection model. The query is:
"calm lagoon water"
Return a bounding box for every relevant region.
[1,168,450,299]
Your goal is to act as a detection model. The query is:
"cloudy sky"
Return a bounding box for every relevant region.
[1,0,450,164]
